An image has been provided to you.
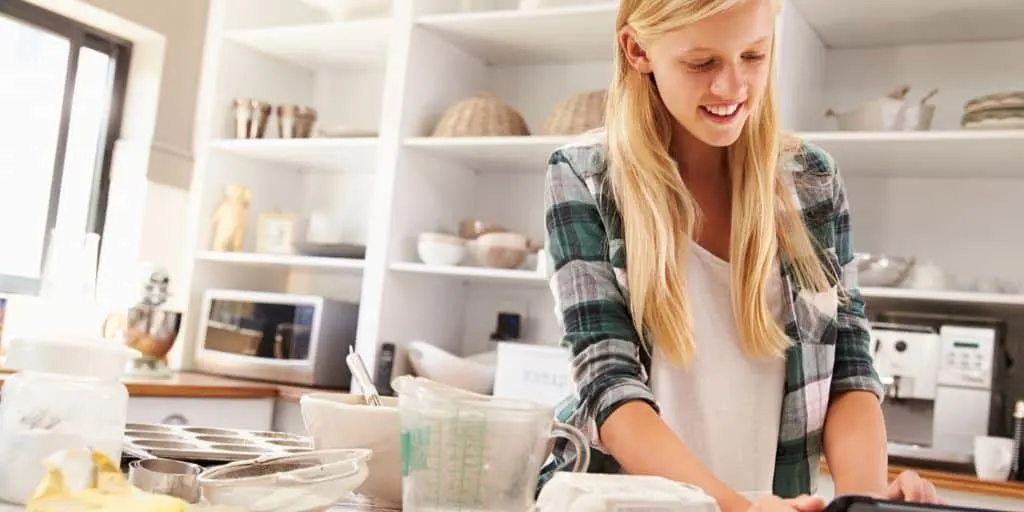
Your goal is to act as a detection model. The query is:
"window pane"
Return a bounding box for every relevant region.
[0,13,68,279]
[56,46,113,235]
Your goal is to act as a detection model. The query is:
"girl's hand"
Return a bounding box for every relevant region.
[887,470,941,503]
[748,494,826,512]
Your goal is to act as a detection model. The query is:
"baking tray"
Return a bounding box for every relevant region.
[123,422,313,462]
[824,496,1005,512]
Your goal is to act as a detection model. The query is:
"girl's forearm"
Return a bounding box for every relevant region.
[599,401,752,512]
[823,390,889,497]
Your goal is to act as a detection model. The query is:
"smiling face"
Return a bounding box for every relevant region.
[619,0,776,148]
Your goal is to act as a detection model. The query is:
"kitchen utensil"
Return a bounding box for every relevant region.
[128,457,204,503]
[299,393,402,506]
[346,346,383,407]
[474,231,529,269]
[104,265,183,379]
[417,232,467,266]
[824,495,1003,512]
[457,219,507,239]
[277,105,317,139]
[825,85,936,131]
[392,375,590,511]
[854,253,915,287]
[123,423,312,462]
[294,241,367,259]
[197,448,372,512]
[406,340,496,394]
[974,435,1014,481]
[233,99,271,139]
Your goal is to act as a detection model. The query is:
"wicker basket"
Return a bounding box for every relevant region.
[431,92,530,137]
[541,89,607,135]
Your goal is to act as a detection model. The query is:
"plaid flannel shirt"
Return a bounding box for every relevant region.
[539,129,884,498]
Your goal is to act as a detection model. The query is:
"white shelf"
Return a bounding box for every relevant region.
[798,130,1024,179]
[209,138,377,172]
[390,262,547,286]
[416,4,616,64]
[196,251,365,272]
[224,19,391,70]
[861,287,1024,307]
[404,136,570,173]
[787,0,1024,48]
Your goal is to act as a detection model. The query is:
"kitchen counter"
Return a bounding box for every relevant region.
[0,369,323,400]
[821,459,1024,500]
[0,368,1020,503]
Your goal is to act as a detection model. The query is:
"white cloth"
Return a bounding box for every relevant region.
[650,239,787,496]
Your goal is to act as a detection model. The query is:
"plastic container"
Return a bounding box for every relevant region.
[0,337,136,505]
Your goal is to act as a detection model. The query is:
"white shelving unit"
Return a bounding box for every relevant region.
[176,0,1024,386]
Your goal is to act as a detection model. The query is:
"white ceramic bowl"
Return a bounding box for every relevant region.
[197,448,371,512]
[299,393,402,506]
[417,232,466,266]
[407,340,497,394]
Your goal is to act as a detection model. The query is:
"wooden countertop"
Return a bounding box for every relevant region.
[0,369,328,400]
[1,367,1020,501]
[821,459,1024,500]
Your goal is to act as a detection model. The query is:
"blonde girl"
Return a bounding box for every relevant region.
[541,1,939,510]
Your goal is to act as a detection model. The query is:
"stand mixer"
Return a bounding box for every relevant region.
[102,265,182,378]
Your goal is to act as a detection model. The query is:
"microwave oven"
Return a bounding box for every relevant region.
[193,289,359,389]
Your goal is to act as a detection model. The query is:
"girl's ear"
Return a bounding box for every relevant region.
[619,26,653,74]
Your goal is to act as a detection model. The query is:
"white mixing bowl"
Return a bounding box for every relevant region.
[298,393,401,506]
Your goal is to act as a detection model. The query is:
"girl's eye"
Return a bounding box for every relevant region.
[687,59,715,72]
[743,53,767,63]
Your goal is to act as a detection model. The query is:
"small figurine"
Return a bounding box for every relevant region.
[210,183,250,252]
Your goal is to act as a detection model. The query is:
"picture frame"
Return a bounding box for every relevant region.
[256,211,296,254]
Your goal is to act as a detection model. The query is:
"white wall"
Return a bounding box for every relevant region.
[81,0,209,308]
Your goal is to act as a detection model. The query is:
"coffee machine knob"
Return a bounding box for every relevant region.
[894,340,908,352]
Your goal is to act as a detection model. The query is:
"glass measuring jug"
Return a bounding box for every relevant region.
[393,376,590,511]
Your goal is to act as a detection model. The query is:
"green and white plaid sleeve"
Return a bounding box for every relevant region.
[544,146,659,441]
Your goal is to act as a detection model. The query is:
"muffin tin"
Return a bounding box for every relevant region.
[124,422,313,462]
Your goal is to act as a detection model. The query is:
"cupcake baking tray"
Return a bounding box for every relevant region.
[123,422,313,462]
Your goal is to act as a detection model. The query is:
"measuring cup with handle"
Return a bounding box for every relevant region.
[392,375,590,512]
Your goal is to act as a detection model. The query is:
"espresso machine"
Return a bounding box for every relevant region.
[871,322,1000,465]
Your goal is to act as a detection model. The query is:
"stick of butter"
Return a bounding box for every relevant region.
[26,449,188,512]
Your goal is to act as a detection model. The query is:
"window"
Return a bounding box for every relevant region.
[0,0,130,295]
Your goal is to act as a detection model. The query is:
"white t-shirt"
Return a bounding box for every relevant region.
[649,238,787,498]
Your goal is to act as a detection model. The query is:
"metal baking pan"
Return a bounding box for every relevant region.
[123,422,312,462]
[825,496,1007,512]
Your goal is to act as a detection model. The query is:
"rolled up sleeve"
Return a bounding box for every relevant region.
[829,164,884,402]
[544,149,657,443]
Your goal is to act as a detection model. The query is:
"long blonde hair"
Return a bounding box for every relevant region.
[607,0,832,367]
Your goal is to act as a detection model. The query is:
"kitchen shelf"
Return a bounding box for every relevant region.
[390,262,547,286]
[416,3,616,64]
[183,0,1024,389]
[224,19,391,70]
[209,138,378,172]
[403,136,570,173]
[787,0,1024,48]
[798,130,1024,179]
[861,287,1024,307]
[196,251,365,272]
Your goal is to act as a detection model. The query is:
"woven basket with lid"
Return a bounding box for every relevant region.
[541,89,607,135]
[431,92,530,137]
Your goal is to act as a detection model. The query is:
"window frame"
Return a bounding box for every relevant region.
[0,0,132,295]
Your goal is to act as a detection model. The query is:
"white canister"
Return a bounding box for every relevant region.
[0,337,135,504]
